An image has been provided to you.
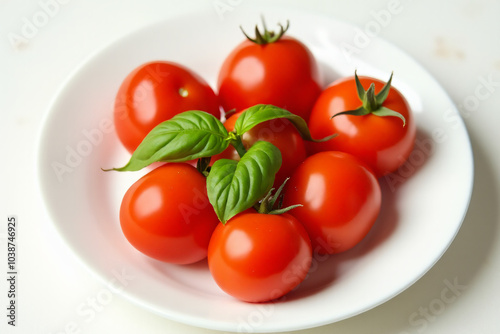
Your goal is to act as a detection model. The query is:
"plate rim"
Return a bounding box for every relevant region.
[35,5,475,332]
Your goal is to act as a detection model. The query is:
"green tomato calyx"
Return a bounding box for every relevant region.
[332,71,406,126]
[256,178,302,215]
[240,17,290,45]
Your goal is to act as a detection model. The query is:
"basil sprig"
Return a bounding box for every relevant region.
[106,104,335,222]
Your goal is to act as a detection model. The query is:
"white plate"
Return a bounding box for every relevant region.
[36,6,473,333]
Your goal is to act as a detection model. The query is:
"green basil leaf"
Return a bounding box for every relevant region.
[207,141,282,223]
[108,111,229,171]
[234,104,336,142]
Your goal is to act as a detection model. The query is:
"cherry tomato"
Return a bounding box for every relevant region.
[119,163,219,264]
[114,61,221,154]
[307,74,416,177]
[211,110,307,188]
[208,212,312,302]
[217,22,321,121]
[283,151,381,254]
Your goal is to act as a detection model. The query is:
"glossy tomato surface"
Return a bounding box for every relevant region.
[211,110,307,188]
[120,163,219,264]
[208,212,312,302]
[307,75,416,177]
[217,36,321,121]
[114,61,221,153]
[283,151,381,254]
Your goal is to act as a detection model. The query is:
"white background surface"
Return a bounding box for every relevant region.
[1,0,499,333]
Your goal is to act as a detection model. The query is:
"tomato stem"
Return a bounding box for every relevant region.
[257,188,275,214]
[364,84,379,112]
[255,178,302,215]
[240,17,290,45]
[331,70,406,126]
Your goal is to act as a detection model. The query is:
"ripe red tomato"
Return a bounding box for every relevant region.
[211,110,307,188]
[208,212,312,302]
[119,163,219,264]
[307,74,416,177]
[283,151,381,254]
[217,23,321,121]
[114,61,221,154]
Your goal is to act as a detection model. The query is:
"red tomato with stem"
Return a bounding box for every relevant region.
[208,212,312,302]
[114,61,221,154]
[211,110,307,188]
[217,20,321,121]
[119,163,219,264]
[307,72,416,177]
[283,151,381,254]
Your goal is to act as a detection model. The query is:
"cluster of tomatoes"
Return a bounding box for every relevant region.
[109,19,416,303]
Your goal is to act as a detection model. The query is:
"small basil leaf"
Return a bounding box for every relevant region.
[207,141,282,223]
[108,111,229,171]
[234,104,335,142]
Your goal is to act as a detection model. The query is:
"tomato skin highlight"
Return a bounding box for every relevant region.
[208,213,312,303]
[119,163,219,264]
[307,75,416,177]
[283,151,382,254]
[211,111,307,188]
[114,61,221,154]
[217,36,322,121]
